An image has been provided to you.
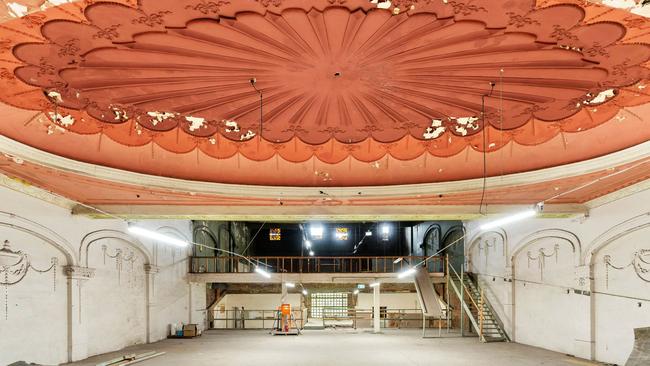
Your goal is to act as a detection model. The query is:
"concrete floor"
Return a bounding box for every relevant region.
[66,329,603,366]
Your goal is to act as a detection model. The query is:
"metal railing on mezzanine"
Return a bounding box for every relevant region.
[190,255,444,274]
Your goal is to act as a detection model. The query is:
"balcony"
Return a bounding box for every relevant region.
[188,255,446,284]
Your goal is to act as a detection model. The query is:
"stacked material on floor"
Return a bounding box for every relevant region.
[96,351,165,366]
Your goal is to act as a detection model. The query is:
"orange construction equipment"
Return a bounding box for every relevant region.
[271,304,300,336]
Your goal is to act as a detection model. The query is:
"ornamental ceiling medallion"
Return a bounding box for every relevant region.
[0,0,649,165]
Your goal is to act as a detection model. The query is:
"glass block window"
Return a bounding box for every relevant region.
[310,292,348,318]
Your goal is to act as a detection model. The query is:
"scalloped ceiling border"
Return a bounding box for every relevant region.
[0,135,648,200]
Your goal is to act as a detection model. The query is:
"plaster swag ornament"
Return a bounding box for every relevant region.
[478,237,504,268]
[101,244,141,288]
[0,239,58,320]
[603,249,650,289]
[527,244,560,281]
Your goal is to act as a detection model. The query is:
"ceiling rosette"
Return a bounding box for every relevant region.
[0,0,649,165]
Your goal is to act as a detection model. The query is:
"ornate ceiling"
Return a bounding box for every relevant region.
[0,0,649,193]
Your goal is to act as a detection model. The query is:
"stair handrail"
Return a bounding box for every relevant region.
[472,274,511,341]
[448,263,481,313]
[447,262,483,340]
[478,288,484,342]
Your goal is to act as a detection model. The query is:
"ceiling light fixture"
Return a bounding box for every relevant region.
[310,225,323,238]
[393,257,403,264]
[397,267,416,279]
[255,266,272,278]
[302,289,308,295]
[353,289,360,295]
[285,282,295,288]
[309,250,315,256]
[365,230,372,236]
[479,209,537,231]
[369,282,380,288]
[305,240,312,248]
[381,225,390,235]
[127,225,189,247]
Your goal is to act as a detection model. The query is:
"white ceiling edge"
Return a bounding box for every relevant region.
[585,176,650,209]
[0,173,76,209]
[1,136,649,200]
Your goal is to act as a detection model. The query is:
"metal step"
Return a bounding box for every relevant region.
[449,272,509,343]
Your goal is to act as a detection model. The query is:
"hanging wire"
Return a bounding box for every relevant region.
[407,156,650,270]
[478,82,496,216]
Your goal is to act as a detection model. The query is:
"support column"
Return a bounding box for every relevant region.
[64,266,94,363]
[144,264,160,343]
[373,284,381,333]
[574,265,595,360]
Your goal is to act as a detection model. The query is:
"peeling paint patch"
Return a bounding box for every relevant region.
[46,90,63,104]
[147,111,176,126]
[584,89,616,105]
[185,116,206,131]
[224,119,240,133]
[208,137,216,145]
[370,0,392,9]
[48,112,75,127]
[111,106,128,122]
[240,130,256,141]
[423,119,446,139]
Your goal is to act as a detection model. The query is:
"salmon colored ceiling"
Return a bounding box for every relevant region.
[0,0,650,187]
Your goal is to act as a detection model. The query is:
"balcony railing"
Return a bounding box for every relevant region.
[190,255,444,274]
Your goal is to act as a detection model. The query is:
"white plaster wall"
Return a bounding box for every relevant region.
[213,293,303,329]
[355,292,420,310]
[592,225,650,365]
[466,187,650,364]
[0,228,68,365]
[0,186,197,365]
[85,237,148,356]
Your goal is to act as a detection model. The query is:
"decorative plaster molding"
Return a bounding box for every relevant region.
[144,264,160,274]
[64,265,95,280]
[0,173,75,209]
[0,136,648,200]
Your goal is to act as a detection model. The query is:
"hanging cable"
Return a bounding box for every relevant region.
[478,82,496,216]
[250,78,263,138]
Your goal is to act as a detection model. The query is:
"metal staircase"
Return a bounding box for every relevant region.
[447,263,509,343]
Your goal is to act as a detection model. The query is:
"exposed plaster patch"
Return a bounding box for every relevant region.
[185,116,206,131]
[146,111,176,126]
[48,112,74,127]
[208,138,216,145]
[370,0,392,9]
[110,106,128,122]
[584,89,616,105]
[423,119,446,139]
[46,91,63,104]
[224,119,240,133]
[240,130,256,141]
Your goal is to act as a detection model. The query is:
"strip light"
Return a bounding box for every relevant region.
[479,209,537,231]
[255,267,272,278]
[397,267,416,279]
[127,226,189,247]
[285,282,296,288]
[369,282,380,287]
